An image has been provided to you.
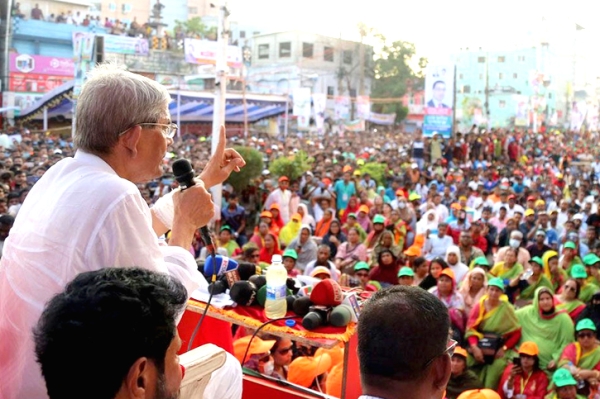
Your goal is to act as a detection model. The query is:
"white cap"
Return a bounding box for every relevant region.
[573,214,584,221]
[411,163,418,168]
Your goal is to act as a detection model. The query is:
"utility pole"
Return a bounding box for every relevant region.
[210,0,229,207]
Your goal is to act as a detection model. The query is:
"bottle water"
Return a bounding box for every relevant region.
[265,254,287,319]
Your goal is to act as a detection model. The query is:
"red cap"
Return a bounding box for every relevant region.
[279,176,289,182]
[527,195,536,201]
[310,280,344,307]
[508,194,516,200]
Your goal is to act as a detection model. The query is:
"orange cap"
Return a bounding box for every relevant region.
[440,268,455,281]
[288,354,332,388]
[269,203,280,211]
[278,176,289,182]
[404,245,422,257]
[233,336,275,364]
[260,210,273,218]
[342,165,352,173]
[457,389,501,399]
[315,346,344,369]
[358,204,369,214]
[325,362,343,397]
[453,346,468,358]
[518,341,539,356]
[395,188,405,196]
[451,203,462,210]
[291,213,302,222]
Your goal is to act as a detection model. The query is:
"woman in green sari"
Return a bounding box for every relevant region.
[466,277,522,389]
[490,247,524,284]
[509,256,553,303]
[556,279,587,322]
[559,318,600,396]
[516,287,574,372]
[571,264,599,303]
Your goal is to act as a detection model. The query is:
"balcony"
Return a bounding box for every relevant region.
[12,18,109,45]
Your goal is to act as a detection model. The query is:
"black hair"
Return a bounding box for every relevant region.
[412,256,427,269]
[0,214,14,225]
[33,267,187,399]
[566,278,582,299]
[358,286,449,384]
[432,80,445,89]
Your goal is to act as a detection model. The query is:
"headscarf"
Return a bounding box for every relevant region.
[279,213,302,247]
[297,203,316,230]
[416,209,439,235]
[458,267,488,315]
[419,258,448,291]
[314,209,333,237]
[372,230,402,260]
[368,249,400,286]
[258,233,282,264]
[322,219,347,259]
[269,203,285,229]
[340,196,359,223]
[516,286,574,370]
[288,224,318,270]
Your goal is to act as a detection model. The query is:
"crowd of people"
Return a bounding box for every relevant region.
[3,61,600,398]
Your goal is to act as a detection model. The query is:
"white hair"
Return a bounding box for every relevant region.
[74,63,171,155]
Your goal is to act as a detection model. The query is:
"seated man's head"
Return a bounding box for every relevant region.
[358,286,451,398]
[34,267,188,399]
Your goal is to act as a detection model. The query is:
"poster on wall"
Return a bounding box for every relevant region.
[423,64,455,137]
[184,38,242,68]
[292,88,311,130]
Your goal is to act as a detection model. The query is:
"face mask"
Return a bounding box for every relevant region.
[398,202,406,209]
[509,239,520,248]
[592,190,599,196]
[263,361,274,375]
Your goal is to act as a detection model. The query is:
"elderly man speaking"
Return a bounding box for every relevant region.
[0,64,246,399]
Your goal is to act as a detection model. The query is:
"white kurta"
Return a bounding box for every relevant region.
[0,151,204,399]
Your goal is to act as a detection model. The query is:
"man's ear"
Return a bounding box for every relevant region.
[124,357,151,399]
[119,126,142,158]
[432,354,451,394]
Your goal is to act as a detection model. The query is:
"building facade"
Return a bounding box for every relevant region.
[245,31,373,119]
[451,45,569,129]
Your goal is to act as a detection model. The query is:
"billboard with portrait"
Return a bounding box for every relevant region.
[423,64,455,138]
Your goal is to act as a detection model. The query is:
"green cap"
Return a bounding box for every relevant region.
[282,249,298,260]
[373,215,385,224]
[377,185,385,192]
[583,253,600,266]
[398,267,415,278]
[348,212,357,219]
[576,318,597,332]
[530,256,544,266]
[354,261,370,272]
[220,225,233,232]
[564,241,577,250]
[488,277,505,291]
[571,264,588,279]
[473,256,489,267]
[552,368,578,388]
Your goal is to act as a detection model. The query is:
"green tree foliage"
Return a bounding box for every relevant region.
[359,162,387,186]
[371,34,427,123]
[268,151,314,182]
[225,146,263,192]
[174,17,213,39]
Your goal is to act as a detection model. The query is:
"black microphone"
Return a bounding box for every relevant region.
[172,159,215,259]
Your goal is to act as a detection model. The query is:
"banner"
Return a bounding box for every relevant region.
[423,64,454,137]
[312,93,327,132]
[292,88,311,130]
[344,119,365,132]
[2,91,44,118]
[513,95,529,127]
[101,34,149,56]
[367,112,395,125]
[9,53,74,76]
[356,95,370,120]
[72,32,96,98]
[334,96,350,121]
[184,38,242,68]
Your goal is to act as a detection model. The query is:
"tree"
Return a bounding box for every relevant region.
[268,151,313,182]
[226,147,263,192]
[174,17,211,39]
[371,35,427,123]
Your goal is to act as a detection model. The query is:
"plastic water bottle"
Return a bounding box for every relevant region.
[265,254,287,319]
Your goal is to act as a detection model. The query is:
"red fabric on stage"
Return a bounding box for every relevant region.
[177,309,234,355]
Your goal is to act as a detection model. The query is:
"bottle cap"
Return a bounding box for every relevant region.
[272,254,283,263]
[285,319,296,327]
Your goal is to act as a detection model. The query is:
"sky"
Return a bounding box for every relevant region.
[227,0,600,74]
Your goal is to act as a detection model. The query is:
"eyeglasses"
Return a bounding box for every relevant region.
[277,346,293,355]
[578,332,595,339]
[118,122,178,139]
[356,272,369,277]
[422,339,458,370]
[258,353,271,362]
[251,254,260,259]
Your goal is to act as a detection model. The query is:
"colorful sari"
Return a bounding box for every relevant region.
[543,251,567,292]
[519,274,553,301]
[559,342,600,372]
[466,296,521,389]
[555,297,586,322]
[516,287,575,371]
[490,261,524,281]
[579,282,600,303]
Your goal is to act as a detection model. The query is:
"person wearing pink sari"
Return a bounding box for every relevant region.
[458,267,488,317]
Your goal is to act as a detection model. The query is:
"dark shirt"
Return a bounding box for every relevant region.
[446,370,484,399]
[221,204,245,232]
[526,243,551,259]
